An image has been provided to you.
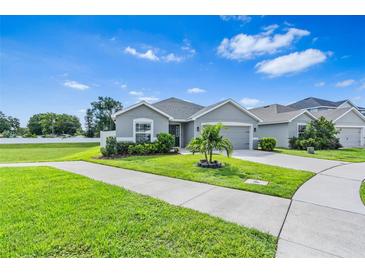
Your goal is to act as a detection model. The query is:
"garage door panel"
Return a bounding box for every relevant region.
[337,127,361,148]
[220,126,250,149]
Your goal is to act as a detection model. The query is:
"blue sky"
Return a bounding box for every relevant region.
[1,16,365,126]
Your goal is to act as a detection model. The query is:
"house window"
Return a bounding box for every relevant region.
[135,122,152,143]
[297,124,306,137]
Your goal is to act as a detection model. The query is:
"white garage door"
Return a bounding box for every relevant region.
[220,126,250,149]
[337,127,361,148]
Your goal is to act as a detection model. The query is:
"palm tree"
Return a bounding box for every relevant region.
[187,123,233,165]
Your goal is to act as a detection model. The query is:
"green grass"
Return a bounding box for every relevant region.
[276,147,365,163]
[361,181,365,206]
[0,143,99,163]
[87,153,314,199]
[0,167,276,258]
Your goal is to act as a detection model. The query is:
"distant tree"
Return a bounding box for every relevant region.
[0,111,20,134]
[88,96,122,132]
[27,113,81,136]
[27,113,45,135]
[84,108,96,137]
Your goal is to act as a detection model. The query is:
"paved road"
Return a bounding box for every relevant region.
[0,161,290,237]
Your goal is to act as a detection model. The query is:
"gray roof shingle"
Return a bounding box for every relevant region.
[250,104,310,123]
[288,97,347,109]
[153,97,204,120]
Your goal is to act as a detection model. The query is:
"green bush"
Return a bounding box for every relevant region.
[128,143,158,155]
[101,136,118,157]
[156,133,175,153]
[116,141,134,155]
[259,137,276,151]
[1,130,16,138]
[289,117,342,150]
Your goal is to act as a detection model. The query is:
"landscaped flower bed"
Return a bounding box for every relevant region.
[100,133,177,158]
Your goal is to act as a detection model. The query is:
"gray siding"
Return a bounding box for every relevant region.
[335,111,365,126]
[257,123,289,148]
[182,121,194,147]
[288,113,314,138]
[115,105,169,140]
[194,102,258,137]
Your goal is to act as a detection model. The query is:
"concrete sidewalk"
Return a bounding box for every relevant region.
[0,161,290,236]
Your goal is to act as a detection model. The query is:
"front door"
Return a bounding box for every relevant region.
[168,124,180,147]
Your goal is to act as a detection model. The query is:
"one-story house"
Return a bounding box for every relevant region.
[110,97,262,149]
[250,104,317,148]
[312,107,365,147]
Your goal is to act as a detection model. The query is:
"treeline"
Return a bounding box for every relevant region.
[0,96,123,138]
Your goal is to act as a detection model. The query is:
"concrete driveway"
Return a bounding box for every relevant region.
[231,149,345,173]
[277,162,365,257]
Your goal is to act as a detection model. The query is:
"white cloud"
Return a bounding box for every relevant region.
[124,46,159,61]
[218,27,310,60]
[220,16,252,24]
[121,84,127,89]
[335,79,355,88]
[181,39,196,56]
[64,80,90,91]
[359,83,365,90]
[162,53,184,63]
[129,91,144,96]
[262,24,279,35]
[187,87,207,94]
[78,109,86,113]
[255,49,327,77]
[138,96,159,103]
[315,81,326,87]
[240,97,261,107]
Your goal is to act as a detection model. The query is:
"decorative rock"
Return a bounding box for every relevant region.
[245,179,269,186]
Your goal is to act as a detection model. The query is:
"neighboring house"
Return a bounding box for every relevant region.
[312,108,365,147]
[288,97,365,115]
[250,104,317,148]
[288,97,365,147]
[110,97,262,149]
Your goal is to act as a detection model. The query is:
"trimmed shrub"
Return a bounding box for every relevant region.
[116,141,134,155]
[101,136,118,157]
[259,137,276,151]
[156,133,175,153]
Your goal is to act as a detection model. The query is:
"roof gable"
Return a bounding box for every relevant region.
[189,99,262,122]
[313,107,365,123]
[112,101,173,120]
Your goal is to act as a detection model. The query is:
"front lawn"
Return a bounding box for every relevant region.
[276,148,365,163]
[361,181,365,206]
[0,167,276,258]
[0,143,99,163]
[88,154,314,198]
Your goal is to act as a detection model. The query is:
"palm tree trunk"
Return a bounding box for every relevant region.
[209,149,213,163]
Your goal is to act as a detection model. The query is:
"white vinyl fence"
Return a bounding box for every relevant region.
[0,137,100,144]
[100,131,116,147]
